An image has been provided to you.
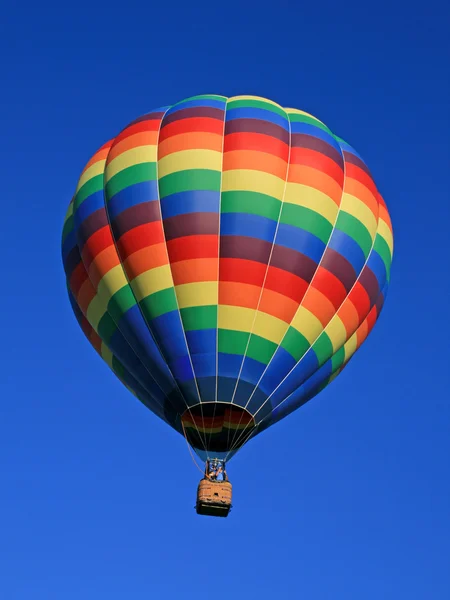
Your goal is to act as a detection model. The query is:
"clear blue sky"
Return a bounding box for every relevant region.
[1,1,449,598]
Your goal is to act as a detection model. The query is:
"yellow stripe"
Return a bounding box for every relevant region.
[176,282,218,308]
[76,161,105,192]
[228,95,283,108]
[105,146,157,181]
[131,265,173,301]
[97,266,129,300]
[284,183,338,223]
[158,149,222,178]
[291,307,323,343]
[86,293,109,329]
[285,107,327,127]
[343,332,358,363]
[222,169,286,199]
[253,311,288,345]
[323,317,347,351]
[340,193,378,240]
[377,219,394,255]
[218,306,254,333]
[64,201,74,224]
[101,343,114,368]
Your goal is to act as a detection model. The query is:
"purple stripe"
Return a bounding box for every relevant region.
[343,151,373,178]
[163,212,219,240]
[111,201,161,239]
[291,133,344,167]
[162,107,225,126]
[359,267,380,306]
[220,236,272,264]
[225,118,290,145]
[271,244,317,281]
[321,248,357,293]
[77,209,108,247]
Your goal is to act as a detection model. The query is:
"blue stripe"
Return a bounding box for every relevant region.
[74,190,104,224]
[220,213,277,242]
[107,180,159,219]
[62,230,77,262]
[367,249,387,289]
[276,223,325,263]
[186,329,216,355]
[328,229,366,273]
[191,353,217,378]
[218,353,243,379]
[167,97,227,113]
[290,121,342,150]
[160,190,219,218]
[262,348,319,402]
[226,107,289,129]
[338,139,365,162]
[258,347,298,396]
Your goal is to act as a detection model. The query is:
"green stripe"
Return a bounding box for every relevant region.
[74,174,103,208]
[335,211,373,258]
[218,329,249,355]
[247,334,278,365]
[180,305,217,331]
[182,94,227,102]
[281,327,311,361]
[105,163,157,198]
[312,332,334,367]
[108,285,136,322]
[97,313,118,344]
[287,111,331,134]
[158,169,221,197]
[373,235,392,281]
[140,288,177,320]
[331,346,346,371]
[221,191,281,221]
[280,203,333,244]
[62,215,74,243]
[226,99,287,119]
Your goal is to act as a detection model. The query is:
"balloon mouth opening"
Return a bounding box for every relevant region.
[181,403,256,455]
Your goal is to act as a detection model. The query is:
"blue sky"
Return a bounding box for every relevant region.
[1,1,449,598]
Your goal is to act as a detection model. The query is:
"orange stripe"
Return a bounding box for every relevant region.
[259,288,299,323]
[77,279,96,314]
[302,286,336,327]
[337,299,360,337]
[123,243,168,280]
[356,319,369,348]
[222,150,288,179]
[89,246,121,288]
[219,281,260,309]
[81,141,113,174]
[288,164,343,204]
[344,178,379,217]
[224,132,288,159]
[158,131,223,158]
[171,258,218,284]
[107,131,158,162]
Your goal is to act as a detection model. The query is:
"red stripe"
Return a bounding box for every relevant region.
[166,235,218,262]
[219,258,266,286]
[264,266,309,303]
[159,118,224,142]
[289,147,344,186]
[113,118,162,145]
[82,227,113,269]
[116,222,165,259]
[224,132,289,160]
[348,282,371,322]
[311,267,347,310]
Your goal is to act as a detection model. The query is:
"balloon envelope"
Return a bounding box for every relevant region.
[62,94,393,461]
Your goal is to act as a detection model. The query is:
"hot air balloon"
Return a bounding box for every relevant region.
[62,94,393,517]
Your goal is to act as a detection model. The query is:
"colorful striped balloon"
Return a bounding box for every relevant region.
[62,94,393,461]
